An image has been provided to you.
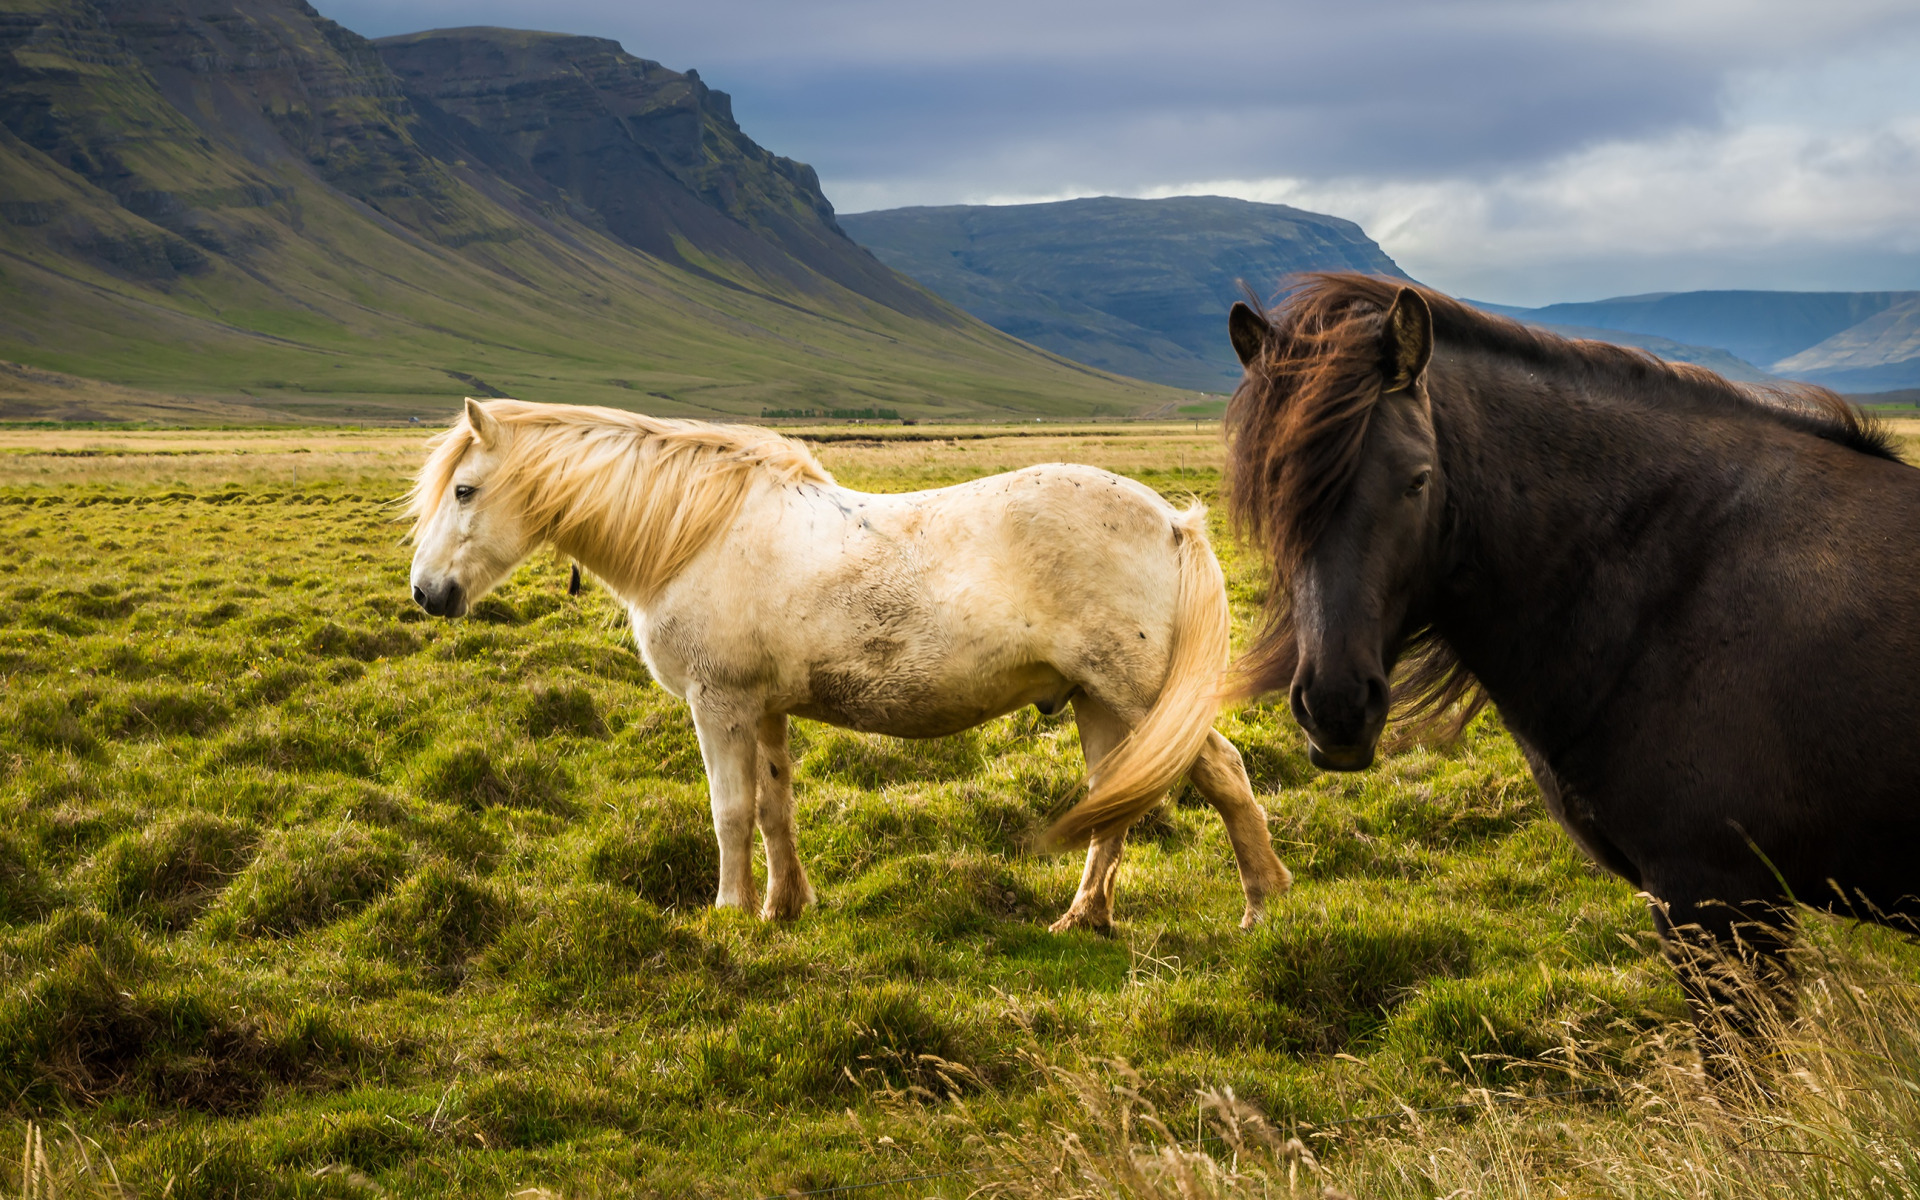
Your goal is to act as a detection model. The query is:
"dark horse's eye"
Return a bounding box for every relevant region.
[454,484,477,502]
[1406,470,1431,498]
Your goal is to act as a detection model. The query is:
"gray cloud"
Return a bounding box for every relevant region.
[317,0,1920,301]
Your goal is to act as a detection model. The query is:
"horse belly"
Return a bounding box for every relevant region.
[1514,737,1644,887]
[790,657,1071,739]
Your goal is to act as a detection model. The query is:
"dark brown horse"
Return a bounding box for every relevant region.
[1221,272,1920,1029]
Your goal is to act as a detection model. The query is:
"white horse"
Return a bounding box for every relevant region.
[407,400,1291,931]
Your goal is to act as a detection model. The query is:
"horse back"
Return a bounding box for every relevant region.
[642,464,1198,737]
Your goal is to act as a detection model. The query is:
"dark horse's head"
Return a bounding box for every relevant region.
[1225,276,1460,771]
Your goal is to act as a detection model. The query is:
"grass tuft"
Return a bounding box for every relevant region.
[357,861,507,983]
[208,822,410,937]
[0,831,53,926]
[706,984,975,1105]
[411,742,572,813]
[519,682,606,739]
[483,882,684,1008]
[89,811,255,930]
[1242,903,1474,1052]
[584,786,717,909]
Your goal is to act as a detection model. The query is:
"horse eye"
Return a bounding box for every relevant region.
[454,485,476,502]
[1406,471,1430,497]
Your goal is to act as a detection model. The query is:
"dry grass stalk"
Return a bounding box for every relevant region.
[964,917,1920,1200]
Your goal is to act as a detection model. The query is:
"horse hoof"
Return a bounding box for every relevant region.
[1048,911,1114,936]
[761,895,809,921]
[1239,907,1266,930]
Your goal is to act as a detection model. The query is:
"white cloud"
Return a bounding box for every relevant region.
[319,0,1920,302]
[1134,116,1920,303]
[874,40,1920,305]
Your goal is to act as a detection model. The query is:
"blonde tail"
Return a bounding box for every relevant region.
[1040,503,1230,850]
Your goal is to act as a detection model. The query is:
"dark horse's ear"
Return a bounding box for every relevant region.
[1381,288,1433,392]
[1228,302,1270,368]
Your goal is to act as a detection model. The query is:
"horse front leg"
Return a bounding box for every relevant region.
[690,692,761,912]
[1648,889,1796,1072]
[756,713,815,920]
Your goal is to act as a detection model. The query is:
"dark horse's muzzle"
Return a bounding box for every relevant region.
[412,579,466,619]
[1291,665,1389,771]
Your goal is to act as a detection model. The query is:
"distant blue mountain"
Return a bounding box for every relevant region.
[1479,291,1920,392]
[843,194,1920,394]
[841,196,1408,391]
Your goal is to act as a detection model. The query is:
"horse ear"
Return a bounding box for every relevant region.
[1228,302,1270,368]
[1382,288,1433,391]
[465,397,501,450]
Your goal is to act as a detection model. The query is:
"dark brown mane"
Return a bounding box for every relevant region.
[1223,271,1896,733]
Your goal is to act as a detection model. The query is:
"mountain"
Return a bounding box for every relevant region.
[1479,291,1920,392]
[1772,297,1920,391]
[1517,324,1778,383]
[840,196,1410,391]
[0,1,1173,422]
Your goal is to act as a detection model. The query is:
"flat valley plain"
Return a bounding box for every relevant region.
[4,421,1920,1198]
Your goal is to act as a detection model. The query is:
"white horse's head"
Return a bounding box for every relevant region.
[408,398,838,618]
[409,399,536,618]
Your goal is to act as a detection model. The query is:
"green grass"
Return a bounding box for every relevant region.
[5,428,1894,1198]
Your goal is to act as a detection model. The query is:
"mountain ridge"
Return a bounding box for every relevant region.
[841,196,1409,391]
[1483,290,1920,391]
[0,1,1172,421]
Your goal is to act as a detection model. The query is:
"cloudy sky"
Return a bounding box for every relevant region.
[321,0,1920,305]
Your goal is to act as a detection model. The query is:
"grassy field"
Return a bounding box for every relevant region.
[3,423,1919,1198]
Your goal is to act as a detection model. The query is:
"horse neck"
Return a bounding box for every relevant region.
[1425,351,1763,749]
[528,434,762,610]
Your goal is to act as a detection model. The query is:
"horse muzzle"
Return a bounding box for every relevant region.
[1307,740,1376,771]
[1291,668,1388,773]
[412,579,466,619]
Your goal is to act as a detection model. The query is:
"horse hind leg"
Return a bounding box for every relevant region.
[1188,730,1292,928]
[1050,696,1138,935]
[756,713,815,920]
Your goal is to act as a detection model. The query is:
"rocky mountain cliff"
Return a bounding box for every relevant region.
[0,0,1167,420]
[841,196,1409,391]
[374,29,943,319]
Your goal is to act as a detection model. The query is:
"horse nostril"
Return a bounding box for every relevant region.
[412,584,428,609]
[1365,675,1389,717]
[1289,680,1315,730]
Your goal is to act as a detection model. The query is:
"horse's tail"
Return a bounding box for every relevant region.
[1041,502,1230,850]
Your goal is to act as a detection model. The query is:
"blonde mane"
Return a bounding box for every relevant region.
[407,400,834,602]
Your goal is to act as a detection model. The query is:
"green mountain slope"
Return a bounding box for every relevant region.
[840,196,1409,391]
[0,1,1173,422]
